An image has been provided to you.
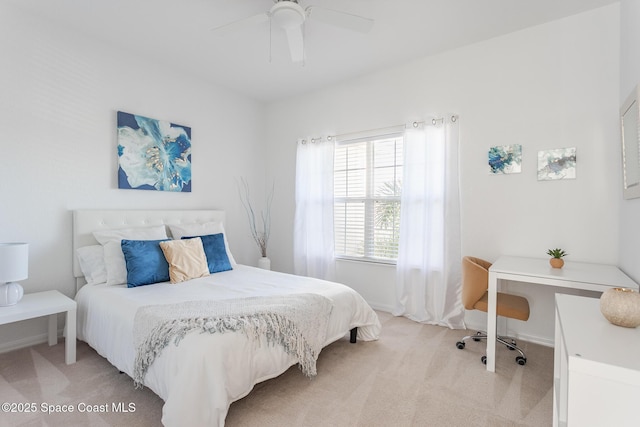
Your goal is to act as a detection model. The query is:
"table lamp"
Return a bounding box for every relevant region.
[0,243,28,306]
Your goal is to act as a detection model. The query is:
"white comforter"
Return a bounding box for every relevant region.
[75,265,381,426]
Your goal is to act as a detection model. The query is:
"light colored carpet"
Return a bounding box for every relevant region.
[0,311,553,426]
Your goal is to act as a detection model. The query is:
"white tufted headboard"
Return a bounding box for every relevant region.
[73,209,226,289]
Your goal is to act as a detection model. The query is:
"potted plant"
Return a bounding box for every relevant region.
[547,248,567,269]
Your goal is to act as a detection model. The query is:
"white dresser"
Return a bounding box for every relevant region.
[553,294,640,427]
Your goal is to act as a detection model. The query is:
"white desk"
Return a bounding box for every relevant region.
[0,290,77,364]
[486,256,637,372]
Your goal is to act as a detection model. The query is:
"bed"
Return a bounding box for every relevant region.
[72,209,381,427]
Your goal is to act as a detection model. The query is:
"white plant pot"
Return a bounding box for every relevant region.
[258,257,271,270]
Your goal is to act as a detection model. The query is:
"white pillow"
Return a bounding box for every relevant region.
[76,245,107,285]
[93,225,168,285]
[168,222,237,266]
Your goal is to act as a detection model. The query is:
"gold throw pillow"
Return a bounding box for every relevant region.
[159,238,210,284]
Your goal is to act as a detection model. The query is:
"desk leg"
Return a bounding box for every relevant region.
[486,271,498,372]
[65,308,76,365]
[48,314,57,346]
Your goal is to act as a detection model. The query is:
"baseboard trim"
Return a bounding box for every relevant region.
[0,330,63,354]
[366,308,555,346]
[368,302,395,313]
[464,320,554,348]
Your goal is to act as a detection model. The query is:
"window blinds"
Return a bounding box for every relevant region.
[334,134,403,261]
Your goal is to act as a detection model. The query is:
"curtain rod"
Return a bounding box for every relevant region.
[298,115,458,144]
[327,115,458,141]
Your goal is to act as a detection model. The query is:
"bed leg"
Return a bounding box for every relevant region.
[350,327,357,343]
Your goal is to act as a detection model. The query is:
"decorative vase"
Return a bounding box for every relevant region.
[600,287,640,328]
[258,256,271,270]
[550,258,564,269]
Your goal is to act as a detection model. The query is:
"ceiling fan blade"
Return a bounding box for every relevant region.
[285,25,304,63]
[211,12,269,35]
[307,6,374,33]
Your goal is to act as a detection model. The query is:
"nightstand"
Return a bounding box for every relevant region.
[0,290,76,364]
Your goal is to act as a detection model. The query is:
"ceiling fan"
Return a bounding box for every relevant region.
[212,0,374,63]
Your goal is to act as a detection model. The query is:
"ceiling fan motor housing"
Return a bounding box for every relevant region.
[271,0,306,29]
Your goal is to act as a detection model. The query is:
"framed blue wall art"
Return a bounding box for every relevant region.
[117,111,192,192]
[488,144,522,174]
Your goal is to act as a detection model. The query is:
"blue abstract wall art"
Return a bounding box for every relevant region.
[488,144,522,174]
[537,148,576,181]
[117,111,192,192]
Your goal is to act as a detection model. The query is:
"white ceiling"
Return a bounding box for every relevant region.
[9,0,619,103]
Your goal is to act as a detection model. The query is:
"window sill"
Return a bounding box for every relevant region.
[335,256,396,267]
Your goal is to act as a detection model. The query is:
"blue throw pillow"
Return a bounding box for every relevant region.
[182,233,232,273]
[121,239,171,288]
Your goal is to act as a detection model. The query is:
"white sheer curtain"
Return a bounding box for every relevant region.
[394,117,464,328]
[293,138,336,280]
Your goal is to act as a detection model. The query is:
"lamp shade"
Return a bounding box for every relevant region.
[0,243,29,283]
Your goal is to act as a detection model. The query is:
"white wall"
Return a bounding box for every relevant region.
[0,3,625,351]
[619,1,640,283]
[0,3,266,350]
[266,5,621,345]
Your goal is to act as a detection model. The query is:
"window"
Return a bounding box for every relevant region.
[334,134,403,262]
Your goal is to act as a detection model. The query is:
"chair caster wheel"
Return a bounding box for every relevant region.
[481,356,487,365]
[473,332,482,342]
[516,356,527,366]
[456,341,465,350]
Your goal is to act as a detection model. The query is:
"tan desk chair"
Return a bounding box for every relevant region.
[456,256,529,366]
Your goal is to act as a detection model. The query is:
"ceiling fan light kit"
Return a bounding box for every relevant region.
[270,1,306,30]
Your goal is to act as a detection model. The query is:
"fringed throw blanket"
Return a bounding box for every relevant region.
[132,293,333,388]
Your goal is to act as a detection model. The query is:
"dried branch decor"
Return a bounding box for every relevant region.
[238,178,274,258]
